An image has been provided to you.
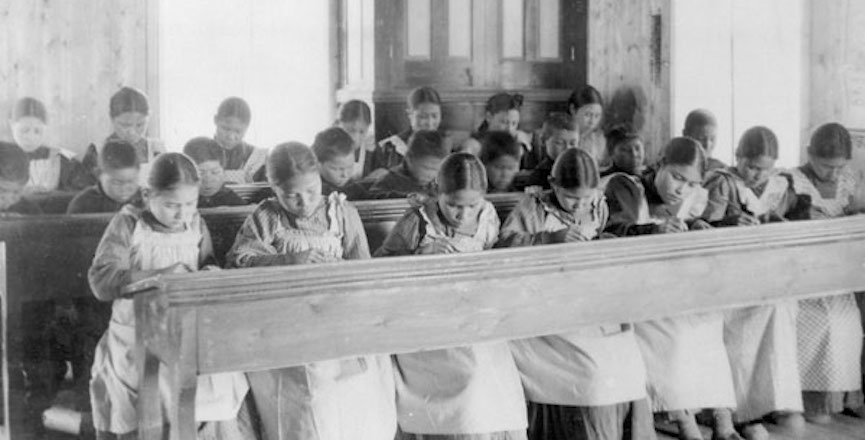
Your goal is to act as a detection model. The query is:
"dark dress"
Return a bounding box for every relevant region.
[198,185,246,209]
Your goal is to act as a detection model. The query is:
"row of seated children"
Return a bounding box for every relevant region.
[83,114,863,440]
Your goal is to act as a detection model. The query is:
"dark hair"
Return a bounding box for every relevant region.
[478,93,523,132]
[551,148,599,189]
[99,140,140,172]
[478,131,522,164]
[406,130,450,161]
[605,125,642,156]
[407,86,442,110]
[12,97,47,123]
[0,141,29,184]
[682,109,717,135]
[216,97,252,125]
[809,123,852,160]
[183,137,226,166]
[147,152,199,192]
[266,142,319,186]
[663,137,707,176]
[736,126,779,160]
[338,100,372,125]
[438,152,488,194]
[312,127,355,163]
[542,112,578,138]
[567,85,604,113]
[109,87,149,118]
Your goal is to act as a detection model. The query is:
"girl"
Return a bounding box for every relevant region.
[214,97,267,183]
[785,123,864,423]
[462,93,538,170]
[336,99,375,180]
[376,153,528,440]
[368,86,443,176]
[605,138,741,440]
[88,153,252,440]
[83,87,164,183]
[226,142,397,440]
[567,86,607,166]
[9,97,91,193]
[500,148,655,440]
[702,127,804,437]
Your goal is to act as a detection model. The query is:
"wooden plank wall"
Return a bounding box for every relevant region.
[588,0,671,164]
[0,0,151,157]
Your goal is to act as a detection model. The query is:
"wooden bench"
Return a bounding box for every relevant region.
[0,192,522,439]
[128,216,865,439]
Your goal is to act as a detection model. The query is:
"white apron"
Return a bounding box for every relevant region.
[636,185,736,412]
[90,213,249,434]
[396,201,527,435]
[510,194,648,406]
[715,172,803,420]
[789,167,863,392]
[26,148,71,192]
[223,147,267,184]
[249,193,397,440]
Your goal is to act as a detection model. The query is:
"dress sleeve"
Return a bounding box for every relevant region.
[604,175,655,236]
[497,197,544,248]
[702,172,736,225]
[88,210,136,301]
[198,218,219,267]
[341,204,371,260]
[374,210,422,257]
[225,204,282,268]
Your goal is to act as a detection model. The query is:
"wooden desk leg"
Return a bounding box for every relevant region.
[137,347,163,440]
[167,310,197,440]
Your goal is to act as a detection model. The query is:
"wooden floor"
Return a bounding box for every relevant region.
[655,415,865,439]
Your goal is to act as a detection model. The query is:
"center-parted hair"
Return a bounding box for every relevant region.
[312,127,355,163]
[542,112,578,139]
[216,97,252,125]
[551,148,599,189]
[809,123,852,160]
[663,137,707,176]
[736,126,779,160]
[567,85,604,112]
[338,100,372,124]
[407,130,450,161]
[0,142,30,184]
[99,140,140,172]
[407,86,442,110]
[438,152,488,194]
[109,87,149,118]
[478,131,522,164]
[183,137,226,166]
[12,97,48,123]
[147,152,199,192]
[682,109,717,135]
[266,142,320,186]
[605,125,642,156]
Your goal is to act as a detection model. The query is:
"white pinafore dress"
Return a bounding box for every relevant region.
[248,195,397,440]
[90,214,249,434]
[635,186,738,412]
[26,148,75,192]
[789,167,863,392]
[719,172,803,421]
[223,147,267,184]
[395,201,528,435]
[510,194,648,407]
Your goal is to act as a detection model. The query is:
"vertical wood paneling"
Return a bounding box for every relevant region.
[501,0,525,58]
[0,0,149,156]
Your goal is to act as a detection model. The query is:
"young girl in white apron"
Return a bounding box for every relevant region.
[376,153,528,440]
[785,123,864,423]
[226,142,397,440]
[604,138,741,440]
[501,148,654,440]
[702,126,804,437]
[89,153,252,439]
[335,99,375,180]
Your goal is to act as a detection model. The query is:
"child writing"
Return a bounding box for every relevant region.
[182,137,246,208]
[83,87,164,183]
[479,131,523,193]
[375,152,528,440]
[311,127,359,196]
[9,97,91,193]
[683,109,725,172]
[365,130,449,201]
[501,148,655,440]
[785,123,864,423]
[567,86,607,166]
[461,93,538,169]
[605,138,741,440]
[523,113,579,190]
[702,127,804,437]
[213,97,267,183]
[0,141,42,215]
[368,85,443,175]
[89,153,252,439]
[225,142,396,440]
[336,99,375,179]
[68,141,142,214]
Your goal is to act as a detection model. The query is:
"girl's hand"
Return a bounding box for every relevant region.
[200,265,222,271]
[736,212,760,226]
[654,218,687,234]
[689,219,713,231]
[161,262,194,274]
[417,238,457,255]
[286,249,335,265]
[563,227,590,243]
[407,192,429,208]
